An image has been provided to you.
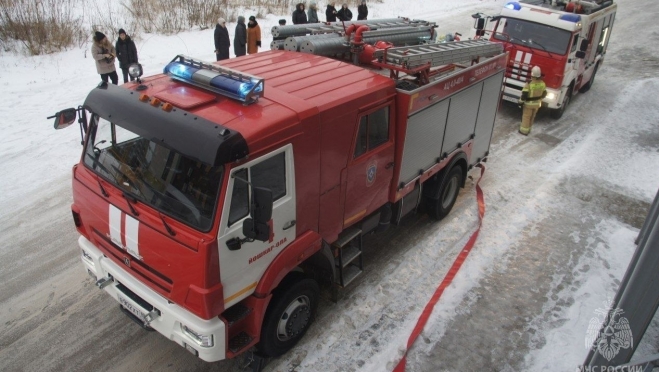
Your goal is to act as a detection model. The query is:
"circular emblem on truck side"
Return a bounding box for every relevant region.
[123,256,131,267]
[366,163,377,186]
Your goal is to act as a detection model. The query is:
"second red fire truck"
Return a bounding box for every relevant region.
[50,19,507,365]
[474,0,616,118]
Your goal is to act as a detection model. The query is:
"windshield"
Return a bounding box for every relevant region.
[83,115,224,231]
[493,17,572,55]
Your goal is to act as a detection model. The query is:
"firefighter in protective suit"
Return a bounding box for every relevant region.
[519,66,547,135]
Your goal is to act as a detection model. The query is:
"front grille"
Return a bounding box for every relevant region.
[92,228,173,293]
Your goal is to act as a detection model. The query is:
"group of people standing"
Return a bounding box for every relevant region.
[214,16,262,61]
[91,29,139,85]
[92,2,371,83]
[293,1,368,24]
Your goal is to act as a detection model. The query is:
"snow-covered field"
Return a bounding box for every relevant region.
[1,0,658,371]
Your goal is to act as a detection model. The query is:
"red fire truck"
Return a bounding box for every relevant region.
[50,26,506,363]
[473,0,616,118]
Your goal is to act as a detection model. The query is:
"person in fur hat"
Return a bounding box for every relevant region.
[115,29,138,83]
[91,31,118,85]
[292,3,307,24]
[337,3,353,21]
[247,16,261,54]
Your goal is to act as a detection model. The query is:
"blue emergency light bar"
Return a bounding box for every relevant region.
[559,14,582,23]
[504,2,521,10]
[164,55,264,104]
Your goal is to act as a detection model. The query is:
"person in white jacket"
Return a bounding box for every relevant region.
[91,31,118,85]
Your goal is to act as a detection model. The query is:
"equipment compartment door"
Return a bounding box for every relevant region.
[343,104,394,228]
[217,145,296,308]
[472,71,505,164]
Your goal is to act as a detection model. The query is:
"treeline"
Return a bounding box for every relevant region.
[0,0,379,55]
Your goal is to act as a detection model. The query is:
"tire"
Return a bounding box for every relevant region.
[579,64,598,93]
[257,278,319,357]
[427,165,462,221]
[550,86,572,119]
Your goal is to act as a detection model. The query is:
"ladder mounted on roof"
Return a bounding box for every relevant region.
[370,39,504,85]
[163,55,265,105]
[374,39,503,69]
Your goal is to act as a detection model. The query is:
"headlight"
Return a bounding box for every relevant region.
[128,63,143,78]
[181,324,214,347]
[546,92,556,100]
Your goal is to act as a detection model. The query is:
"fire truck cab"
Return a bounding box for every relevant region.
[51,21,507,365]
[479,0,616,118]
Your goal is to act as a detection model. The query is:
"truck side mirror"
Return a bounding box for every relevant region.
[474,17,486,36]
[242,186,273,242]
[575,51,586,59]
[476,18,485,30]
[579,39,589,52]
[251,187,273,223]
[50,108,77,130]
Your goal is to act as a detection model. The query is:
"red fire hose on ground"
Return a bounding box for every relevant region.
[394,164,486,372]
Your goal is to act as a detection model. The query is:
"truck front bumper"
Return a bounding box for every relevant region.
[78,236,227,362]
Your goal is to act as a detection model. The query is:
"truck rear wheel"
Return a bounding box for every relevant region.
[257,278,319,357]
[427,165,462,220]
[550,87,572,119]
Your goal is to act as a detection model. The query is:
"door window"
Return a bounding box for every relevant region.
[354,106,390,159]
[251,153,286,200]
[228,169,249,226]
[227,152,287,226]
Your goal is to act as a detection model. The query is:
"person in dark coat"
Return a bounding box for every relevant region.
[326,3,338,22]
[234,16,247,57]
[357,0,368,20]
[214,18,230,61]
[337,4,353,21]
[292,3,307,25]
[115,29,138,83]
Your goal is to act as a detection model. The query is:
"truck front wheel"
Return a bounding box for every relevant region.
[550,86,572,119]
[427,165,462,220]
[257,278,319,357]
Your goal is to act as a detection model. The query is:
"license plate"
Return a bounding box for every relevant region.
[502,95,518,103]
[118,295,146,323]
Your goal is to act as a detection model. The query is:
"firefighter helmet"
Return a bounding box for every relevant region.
[531,66,542,78]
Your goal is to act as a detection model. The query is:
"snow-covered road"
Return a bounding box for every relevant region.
[1,0,658,371]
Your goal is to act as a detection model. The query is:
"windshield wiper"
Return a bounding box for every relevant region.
[122,192,140,216]
[159,214,176,236]
[97,179,109,197]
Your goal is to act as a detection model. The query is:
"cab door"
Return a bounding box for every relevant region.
[342,104,394,228]
[217,145,296,308]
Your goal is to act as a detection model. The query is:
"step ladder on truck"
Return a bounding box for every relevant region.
[472,0,616,118]
[48,18,507,370]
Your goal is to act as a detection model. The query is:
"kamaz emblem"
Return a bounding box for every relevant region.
[123,256,130,267]
[366,164,377,185]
